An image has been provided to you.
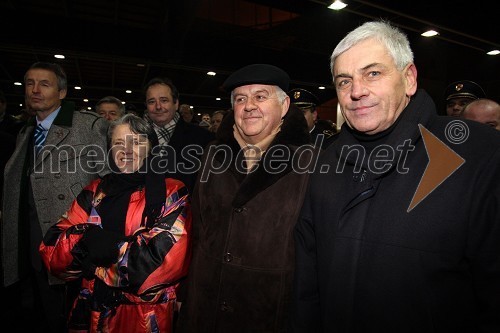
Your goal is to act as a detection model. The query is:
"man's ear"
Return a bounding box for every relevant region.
[405,63,418,97]
[59,89,67,100]
[281,96,290,118]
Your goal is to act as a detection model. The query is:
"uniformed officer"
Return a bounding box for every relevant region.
[444,80,486,117]
[289,88,338,149]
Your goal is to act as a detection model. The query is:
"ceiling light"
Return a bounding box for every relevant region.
[54,54,65,59]
[74,86,81,90]
[318,86,326,90]
[121,101,126,104]
[328,0,347,10]
[207,71,216,76]
[14,82,22,86]
[126,90,132,93]
[421,30,439,37]
[216,97,221,101]
[487,49,500,55]
[136,63,145,67]
[83,98,88,102]
[87,107,92,110]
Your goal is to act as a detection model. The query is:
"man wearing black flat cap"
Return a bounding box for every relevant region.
[177,64,319,332]
[444,80,486,116]
[289,88,338,149]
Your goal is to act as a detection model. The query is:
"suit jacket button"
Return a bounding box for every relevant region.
[58,194,65,200]
[223,253,233,262]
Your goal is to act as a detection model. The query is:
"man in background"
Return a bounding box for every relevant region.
[179,103,199,124]
[208,109,227,134]
[444,80,486,116]
[95,95,125,121]
[461,98,500,130]
[143,78,214,192]
[289,88,338,149]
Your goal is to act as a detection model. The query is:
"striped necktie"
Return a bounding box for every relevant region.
[34,124,47,154]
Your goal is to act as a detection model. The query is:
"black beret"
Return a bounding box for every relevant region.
[288,88,319,108]
[222,64,290,92]
[444,80,486,101]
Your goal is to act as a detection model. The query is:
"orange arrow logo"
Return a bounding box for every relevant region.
[408,124,465,212]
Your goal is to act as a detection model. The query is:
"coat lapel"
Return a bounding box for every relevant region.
[35,125,70,167]
[34,100,74,167]
[214,104,313,208]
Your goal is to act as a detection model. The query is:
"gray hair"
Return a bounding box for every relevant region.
[330,20,414,76]
[107,113,158,150]
[96,96,125,114]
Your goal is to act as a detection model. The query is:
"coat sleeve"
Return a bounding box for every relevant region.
[290,187,322,332]
[466,147,500,331]
[94,178,192,296]
[39,180,99,281]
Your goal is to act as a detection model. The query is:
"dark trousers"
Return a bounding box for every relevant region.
[2,267,75,332]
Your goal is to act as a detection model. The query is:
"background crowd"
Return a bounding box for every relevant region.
[0,19,499,333]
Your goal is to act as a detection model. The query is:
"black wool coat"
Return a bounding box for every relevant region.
[291,90,500,333]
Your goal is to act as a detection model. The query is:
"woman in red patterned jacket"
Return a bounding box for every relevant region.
[39,114,192,332]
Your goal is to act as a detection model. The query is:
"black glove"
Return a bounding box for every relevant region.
[80,227,123,268]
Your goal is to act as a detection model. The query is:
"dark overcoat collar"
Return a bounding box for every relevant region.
[212,104,312,207]
[334,89,436,178]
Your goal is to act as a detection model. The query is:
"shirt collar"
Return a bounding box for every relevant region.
[37,106,61,130]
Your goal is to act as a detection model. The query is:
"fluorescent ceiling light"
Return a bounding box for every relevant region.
[54,54,65,59]
[421,30,439,37]
[74,86,81,90]
[328,0,347,10]
[207,71,216,76]
[126,90,132,93]
[487,49,500,55]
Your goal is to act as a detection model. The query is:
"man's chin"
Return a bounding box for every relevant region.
[150,115,173,126]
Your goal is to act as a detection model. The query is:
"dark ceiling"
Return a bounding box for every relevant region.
[1,0,499,118]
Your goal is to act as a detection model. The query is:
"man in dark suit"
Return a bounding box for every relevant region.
[143,77,215,192]
[2,62,109,332]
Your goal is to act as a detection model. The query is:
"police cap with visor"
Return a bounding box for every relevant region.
[288,88,319,109]
[444,80,486,101]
